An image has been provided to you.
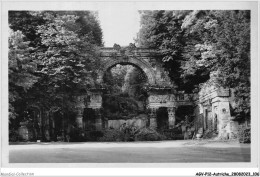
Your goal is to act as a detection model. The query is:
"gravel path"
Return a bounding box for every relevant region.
[9,140,250,163]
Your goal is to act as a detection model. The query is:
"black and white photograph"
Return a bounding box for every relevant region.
[1,1,259,176]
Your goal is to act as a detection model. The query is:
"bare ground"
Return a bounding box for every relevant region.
[9,140,250,163]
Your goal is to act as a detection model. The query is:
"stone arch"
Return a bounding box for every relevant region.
[73,47,195,132]
[97,57,156,85]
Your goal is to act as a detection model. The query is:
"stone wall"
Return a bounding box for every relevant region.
[107,114,148,129]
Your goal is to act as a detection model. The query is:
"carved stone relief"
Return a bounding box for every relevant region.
[148,94,175,103]
[90,94,102,103]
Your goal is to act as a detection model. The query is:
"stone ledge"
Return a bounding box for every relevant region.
[99,47,159,57]
[176,101,194,106]
[199,88,230,103]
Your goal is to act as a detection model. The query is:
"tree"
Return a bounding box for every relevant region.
[181,10,250,118]
[136,10,193,91]
[9,30,39,120]
[8,11,103,125]
[9,11,46,47]
[136,10,251,120]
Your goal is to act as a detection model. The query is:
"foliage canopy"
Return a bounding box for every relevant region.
[9,11,103,123]
[136,10,250,119]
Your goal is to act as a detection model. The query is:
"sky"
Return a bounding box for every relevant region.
[97,6,141,47]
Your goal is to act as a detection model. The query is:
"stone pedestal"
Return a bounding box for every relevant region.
[149,108,157,129]
[167,107,176,129]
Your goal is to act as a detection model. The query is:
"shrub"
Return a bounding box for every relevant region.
[69,127,85,142]
[85,130,104,141]
[9,129,19,142]
[238,126,251,143]
[135,127,166,141]
[99,129,125,142]
[161,128,183,140]
[203,129,218,139]
[99,126,166,142]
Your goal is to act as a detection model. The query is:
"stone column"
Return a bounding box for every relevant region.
[203,107,207,130]
[44,112,50,141]
[49,112,55,141]
[75,96,85,129]
[104,117,108,129]
[75,109,83,128]
[167,107,176,129]
[94,108,103,130]
[149,108,157,129]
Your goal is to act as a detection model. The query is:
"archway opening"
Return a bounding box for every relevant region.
[102,64,149,129]
[156,107,169,130]
[83,108,96,130]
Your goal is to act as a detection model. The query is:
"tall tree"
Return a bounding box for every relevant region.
[9,30,39,120]
[136,10,193,91]
[181,10,250,118]
[136,10,250,120]
[8,11,103,122]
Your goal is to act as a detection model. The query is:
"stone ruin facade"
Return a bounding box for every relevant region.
[193,71,240,139]
[17,47,241,141]
[73,47,194,132]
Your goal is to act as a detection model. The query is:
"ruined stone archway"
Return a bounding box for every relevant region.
[97,47,174,87]
[76,47,194,131]
[98,58,156,85]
